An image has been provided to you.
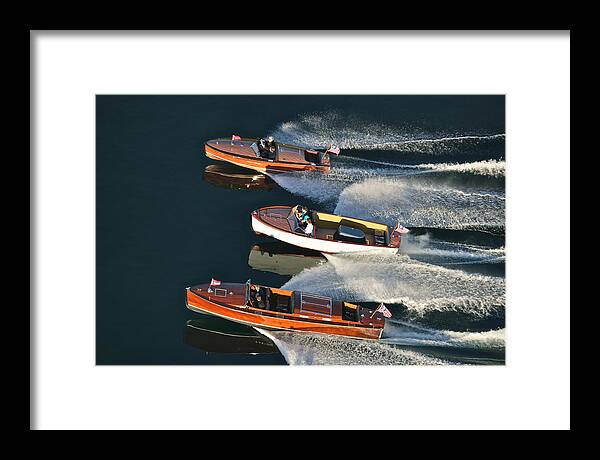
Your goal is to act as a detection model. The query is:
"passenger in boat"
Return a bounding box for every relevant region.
[257,138,267,153]
[303,214,314,237]
[257,136,277,160]
[293,205,303,221]
[266,136,276,154]
[294,205,314,237]
[249,284,267,309]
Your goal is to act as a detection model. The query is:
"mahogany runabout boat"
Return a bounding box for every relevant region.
[204,137,338,173]
[186,281,386,340]
[251,205,409,255]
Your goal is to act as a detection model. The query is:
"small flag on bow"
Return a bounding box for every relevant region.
[376,302,392,318]
[210,278,221,287]
[231,135,241,141]
[393,223,410,235]
[326,145,340,155]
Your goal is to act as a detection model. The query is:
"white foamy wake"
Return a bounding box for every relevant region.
[268,164,505,231]
[338,157,505,178]
[416,160,505,178]
[282,253,505,317]
[401,232,505,265]
[382,320,505,350]
[255,328,453,365]
[270,111,505,154]
[334,176,505,230]
[266,168,366,205]
[267,164,409,206]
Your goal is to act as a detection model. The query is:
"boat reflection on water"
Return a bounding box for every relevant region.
[203,164,276,191]
[184,315,280,355]
[248,241,326,276]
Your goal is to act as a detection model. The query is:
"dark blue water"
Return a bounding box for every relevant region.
[96,95,505,365]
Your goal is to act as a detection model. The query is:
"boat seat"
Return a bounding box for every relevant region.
[342,303,359,322]
[334,224,366,243]
[272,294,291,313]
[304,149,320,164]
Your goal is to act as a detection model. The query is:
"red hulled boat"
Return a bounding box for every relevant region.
[186,280,387,340]
[204,136,338,173]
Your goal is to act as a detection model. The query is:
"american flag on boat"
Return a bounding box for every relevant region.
[326,145,340,155]
[376,302,392,318]
[210,278,221,286]
[231,135,241,141]
[392,222,410,235]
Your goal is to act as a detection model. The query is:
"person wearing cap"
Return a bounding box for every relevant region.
[257,136,276,159]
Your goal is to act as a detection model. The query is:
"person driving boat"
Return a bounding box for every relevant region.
[293,205,314,237]
[257,136,277,160]
[248,284,267,309]
[266,136,276,153]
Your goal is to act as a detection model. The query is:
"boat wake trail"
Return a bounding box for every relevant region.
[343,158,505,178]
[399,232,505,266]
[381,320,505,350]
[266,112,506,226]
[269,111,505,155]
[255,322,504,365]
[281,253,505,318]
[420,159,505,178]
[255,328,454,365]
[334,176,505,232]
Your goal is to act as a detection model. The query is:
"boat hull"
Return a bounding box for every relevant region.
[251,213,398,255]
[205,144,330,174]
[186,289,383,341]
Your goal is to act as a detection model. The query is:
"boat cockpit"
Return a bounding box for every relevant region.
[285,205,390,246]
[253,137,278,160]
[247,283,294,314]
[244,282,366,323]
[251,138,329,166]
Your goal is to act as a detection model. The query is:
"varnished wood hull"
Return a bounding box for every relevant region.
[205,144,330,174]
[186,288,383,340]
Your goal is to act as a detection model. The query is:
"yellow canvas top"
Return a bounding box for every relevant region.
[314,212,389,233]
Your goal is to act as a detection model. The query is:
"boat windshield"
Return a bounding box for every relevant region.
[250,142,260,157]
[244,279,251,305]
